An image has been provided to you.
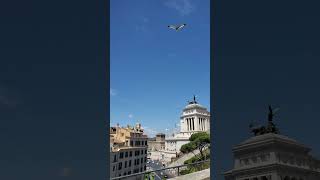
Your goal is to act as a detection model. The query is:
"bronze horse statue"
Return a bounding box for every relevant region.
[249,105,280,136]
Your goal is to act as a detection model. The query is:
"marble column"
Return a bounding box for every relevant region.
[192,117,195,130]
[187,118,189,131]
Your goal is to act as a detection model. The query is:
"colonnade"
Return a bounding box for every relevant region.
[185,117,209,131]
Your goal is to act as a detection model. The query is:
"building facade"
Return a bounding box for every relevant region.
[161,97,210,162]
[110,123,148,180]
[224,109,320,180]
[147,133,165,152]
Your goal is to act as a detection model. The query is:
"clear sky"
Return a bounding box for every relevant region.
[110,0,210,137]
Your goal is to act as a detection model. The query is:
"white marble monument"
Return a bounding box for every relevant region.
[161,96,210,162]
[224,106,320,180]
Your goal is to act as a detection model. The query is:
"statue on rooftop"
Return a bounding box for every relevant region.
[268,105,279,122]
[250,105,280,136]
[187,95,198,104]
[267,105,280,134]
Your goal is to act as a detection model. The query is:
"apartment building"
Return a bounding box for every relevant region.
[147,133,165,151]
[110,123,148,180]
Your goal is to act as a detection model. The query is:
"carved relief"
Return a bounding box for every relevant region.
[251,156,257,163]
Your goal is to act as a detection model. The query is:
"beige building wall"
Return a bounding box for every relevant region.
[110,124,148,179]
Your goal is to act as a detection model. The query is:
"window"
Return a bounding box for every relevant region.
[141,158,143,164]
[129,151,132,157]
[145,150,147,154]
[145,157,147,163]
[135,150,140,156]
[141,141,144,145]
[119,152,123,159]
[144,165,146,170]
[125,161,127,168]
[145,141,147,145]
[128,171,131,175]
[125,151,128,158]
[129,160,131,167]
[140,167,142,172]
[113,155,117,162]
[141,150,143,154]
[118,162,122,170]
[134,159,136,165]
[113,166,115,171]
[137,159,140,165]
[124,172,126,175]
[130,141,133,146]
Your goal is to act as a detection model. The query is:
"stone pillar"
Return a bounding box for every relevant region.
[191,117,193,131]
[198,117,200,131]
[270,173,277,180]
[198,118,201,131]
[202,118,206,131]
[187,118,189,131]
[205,118,207,131]
[203,118,206,130]
[191,118,193,131]
[195,117,199,131]
[202,118,204,131]
[192,117,195,130]
[201,118,203,131]
[185,118,187,131]
[181,119,185,132]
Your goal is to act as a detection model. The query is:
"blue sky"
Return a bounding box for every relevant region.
[110,0,210,137]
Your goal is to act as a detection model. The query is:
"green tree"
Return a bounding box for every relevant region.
[180,132,210,160]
